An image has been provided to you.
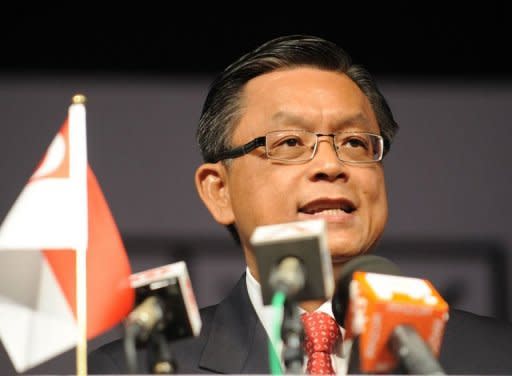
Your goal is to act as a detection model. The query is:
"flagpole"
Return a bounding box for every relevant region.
[77,246,87,376]
[71,94,88,376]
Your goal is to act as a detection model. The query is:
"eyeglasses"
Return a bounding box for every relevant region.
[211,130,384,164]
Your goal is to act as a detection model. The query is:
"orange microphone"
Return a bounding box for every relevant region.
[332,255,449,374]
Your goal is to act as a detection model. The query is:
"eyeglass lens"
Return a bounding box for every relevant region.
[266,130,381,162]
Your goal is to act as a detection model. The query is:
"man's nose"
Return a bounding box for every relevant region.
[309,137,348,181]
[315,136,340,161]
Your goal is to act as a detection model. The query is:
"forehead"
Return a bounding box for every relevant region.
[235,67,379,139]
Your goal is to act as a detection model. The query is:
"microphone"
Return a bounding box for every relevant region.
[332,255,449,374]
[124,261,202,374]
[250,218,334,304]
[126,260,202,342]
[251,219,333,374]
[332,255,400,324]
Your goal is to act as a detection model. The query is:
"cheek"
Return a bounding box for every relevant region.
[364,169,388,228]
[230,165,298,223]
[355,166,387,218]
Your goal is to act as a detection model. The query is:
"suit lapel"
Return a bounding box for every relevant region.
[199,274,270,373]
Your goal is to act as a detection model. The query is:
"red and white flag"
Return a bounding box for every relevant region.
[0,97,135,372]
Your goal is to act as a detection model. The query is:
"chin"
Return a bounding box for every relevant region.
[330,250,364,261]
[328,238,370,260]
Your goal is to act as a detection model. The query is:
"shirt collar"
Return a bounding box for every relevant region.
[245,267,348,374]
[245,266,343,338]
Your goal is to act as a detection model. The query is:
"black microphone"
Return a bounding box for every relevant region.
[332,255,448,375]
[124,261,202,374]
[250,219,334,304]
[250,219,334,374]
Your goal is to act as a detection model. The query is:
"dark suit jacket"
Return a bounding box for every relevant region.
[88,273,512,374]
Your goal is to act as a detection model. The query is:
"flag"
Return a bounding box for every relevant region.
[0,96,135,373]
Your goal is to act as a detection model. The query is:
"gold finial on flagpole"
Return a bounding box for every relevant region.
[72,94,87,105]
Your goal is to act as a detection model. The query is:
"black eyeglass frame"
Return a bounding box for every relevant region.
[209,131,387,164]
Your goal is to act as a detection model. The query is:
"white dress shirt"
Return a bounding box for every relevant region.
[245,267,348,375]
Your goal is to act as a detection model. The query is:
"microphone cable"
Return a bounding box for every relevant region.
[124,321,140,374]
[269,291,285,375]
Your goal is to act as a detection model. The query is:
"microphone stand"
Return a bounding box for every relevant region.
[281,299,304,374]
[389,324,445,375]
[147,330,177,374]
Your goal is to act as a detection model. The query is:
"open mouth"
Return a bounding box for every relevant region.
[298,199,356,215]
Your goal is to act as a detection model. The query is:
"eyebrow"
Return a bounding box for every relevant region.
[270,111,372,131]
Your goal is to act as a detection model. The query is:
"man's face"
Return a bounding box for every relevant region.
[200,67,388,279]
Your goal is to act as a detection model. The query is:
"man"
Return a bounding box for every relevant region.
[88,35,512,374]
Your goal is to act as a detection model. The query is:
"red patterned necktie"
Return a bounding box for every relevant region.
[301,311,341,375]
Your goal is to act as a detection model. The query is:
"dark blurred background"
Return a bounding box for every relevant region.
[1,3,511,78]
[1,4,512,374]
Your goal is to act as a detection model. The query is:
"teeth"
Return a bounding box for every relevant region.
[309,208,346,215]
[301,201,356,215]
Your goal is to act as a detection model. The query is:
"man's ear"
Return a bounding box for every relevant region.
[195,163,235,225]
